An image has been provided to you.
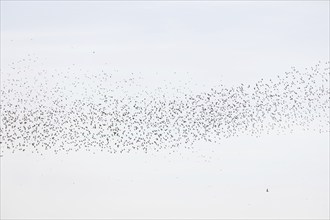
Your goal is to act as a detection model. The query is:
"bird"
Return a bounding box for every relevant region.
[0,56,328,157]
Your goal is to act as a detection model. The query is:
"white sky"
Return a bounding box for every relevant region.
[1,1,329,83]
[1,1,329,219]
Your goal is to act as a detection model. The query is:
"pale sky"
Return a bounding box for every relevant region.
[1,1,329,219]
[1,1,329,83]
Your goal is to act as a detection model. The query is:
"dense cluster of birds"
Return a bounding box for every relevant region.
[0,58,329,155]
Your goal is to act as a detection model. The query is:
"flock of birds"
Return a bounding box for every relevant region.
[0,57,329,156]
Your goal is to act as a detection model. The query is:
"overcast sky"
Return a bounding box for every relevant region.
[1,1,329,83]
[1,1,329,219]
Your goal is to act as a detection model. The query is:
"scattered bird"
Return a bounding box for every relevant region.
[0,58,329,156]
